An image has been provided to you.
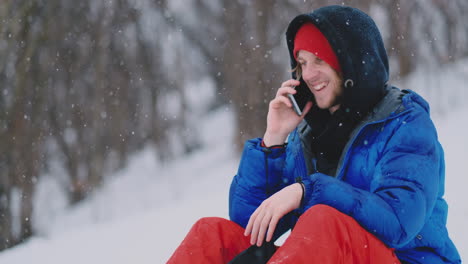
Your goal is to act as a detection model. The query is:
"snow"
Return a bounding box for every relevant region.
[436,106,468,258]
[1,67,467,263]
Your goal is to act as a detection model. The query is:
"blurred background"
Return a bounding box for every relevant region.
[0,0,467,260]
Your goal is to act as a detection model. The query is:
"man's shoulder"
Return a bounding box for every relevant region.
[369,86,430,122]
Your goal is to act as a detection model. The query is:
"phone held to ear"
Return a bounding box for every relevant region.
[287,83,313,116]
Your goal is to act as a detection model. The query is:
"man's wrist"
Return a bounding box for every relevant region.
[263,131,287,147]
[294,178,305,208]
[261,140,286,149]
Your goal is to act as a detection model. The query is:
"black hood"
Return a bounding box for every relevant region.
[286,5,389,115]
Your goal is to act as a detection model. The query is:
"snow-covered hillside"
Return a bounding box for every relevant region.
[0,63,466,263]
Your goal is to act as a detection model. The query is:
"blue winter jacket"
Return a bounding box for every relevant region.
[229,5,460,264]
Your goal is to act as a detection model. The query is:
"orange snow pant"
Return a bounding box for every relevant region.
[167,205,401,264]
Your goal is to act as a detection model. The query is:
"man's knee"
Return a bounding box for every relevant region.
[194,216,228,225]
[302,204,342,219]
[192,217,246,236]
[297,204,363,236]
[193,217,231,230]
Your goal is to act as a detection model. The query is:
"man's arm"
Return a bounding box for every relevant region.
[229,138,293,239]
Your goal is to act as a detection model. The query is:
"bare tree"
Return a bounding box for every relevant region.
[0,0,49,248]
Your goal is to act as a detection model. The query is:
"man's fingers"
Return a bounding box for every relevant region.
[250,210,266,245]
[256,213,273,246]
[300,101,314,117]
[270,96,293,109]
[266,215,280,242]
[280,79,300,89]
[244,208,260,236]
[276,86,296,97]
[244,220,252,237]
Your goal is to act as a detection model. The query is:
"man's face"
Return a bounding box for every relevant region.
[296,50,343,113]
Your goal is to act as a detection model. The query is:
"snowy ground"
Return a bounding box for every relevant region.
[0,66,467,263]
[0,104,466,263]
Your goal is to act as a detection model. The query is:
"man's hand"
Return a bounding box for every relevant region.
[244,183,304,246]
[263,79,313,146]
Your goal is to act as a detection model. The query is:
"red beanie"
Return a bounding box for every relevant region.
[293,23,341,73]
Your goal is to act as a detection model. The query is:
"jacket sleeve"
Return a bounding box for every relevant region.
[229,137,295,240]
[299,111,440,248]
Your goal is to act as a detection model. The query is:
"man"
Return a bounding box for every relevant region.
[168,5,460,263]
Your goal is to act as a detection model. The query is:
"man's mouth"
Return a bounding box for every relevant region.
[312,81,327,91]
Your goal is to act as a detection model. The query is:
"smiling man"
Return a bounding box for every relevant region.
[296,49,343,112]
[168,5,461,264]
[293,22,343,112]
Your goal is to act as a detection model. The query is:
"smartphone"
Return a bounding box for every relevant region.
[287,82,313,116]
